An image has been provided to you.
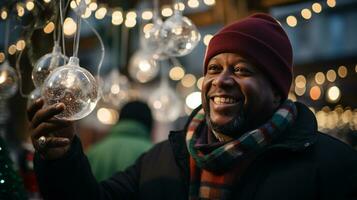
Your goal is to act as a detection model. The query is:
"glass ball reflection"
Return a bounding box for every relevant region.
[143,19,167,60]
[160,13,201,57]
[0,60,18,99]
[27,87,41,108]
[32,44,67,88]
[129,50,159,83]
[148,83,181,122]
[42,57,99,120]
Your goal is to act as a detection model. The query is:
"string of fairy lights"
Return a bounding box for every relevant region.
[283,0,337,27]
[0,0,216,60]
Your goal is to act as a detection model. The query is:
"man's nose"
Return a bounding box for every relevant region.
[212,71,235,87]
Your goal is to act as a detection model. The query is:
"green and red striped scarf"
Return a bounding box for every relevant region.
[186,100,297,200]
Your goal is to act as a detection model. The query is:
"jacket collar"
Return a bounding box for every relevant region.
[267,101,318,152]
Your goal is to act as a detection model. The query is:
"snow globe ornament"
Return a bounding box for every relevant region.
[160,10,201,57]
[32,42,68,88]
[0,60,18,100]
[41,57,99,120]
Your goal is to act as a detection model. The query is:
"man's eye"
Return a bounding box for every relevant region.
[234,66,251,75]
[207,65,220,73]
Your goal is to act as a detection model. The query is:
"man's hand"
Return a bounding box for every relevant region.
[27,98,76,160]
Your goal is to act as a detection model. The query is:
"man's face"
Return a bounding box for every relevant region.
[202,53,280,135]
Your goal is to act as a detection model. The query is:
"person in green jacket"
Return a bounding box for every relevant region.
[86,100,153,181]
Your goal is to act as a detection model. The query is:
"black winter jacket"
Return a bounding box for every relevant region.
[34,102,357,200]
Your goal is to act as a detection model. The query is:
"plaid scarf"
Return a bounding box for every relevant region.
[186,100,297,200]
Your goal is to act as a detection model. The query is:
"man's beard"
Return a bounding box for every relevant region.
[204,99,246,138]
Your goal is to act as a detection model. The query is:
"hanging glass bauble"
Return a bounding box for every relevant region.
[101,69,129,107]
[41,57,99,120]
[160,12,201,57]
[32,43,68,88]
[148,82,181,122]
[27,88,41,108]
[142,19,167,60]
[0,60,18,100]
[129,50,159,83]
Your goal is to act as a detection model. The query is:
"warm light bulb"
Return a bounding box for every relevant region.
[161,6,173,17]
[125,19,136,28]
[327,0,336,8]
[26,1,35,11]
[8,45,17,55]
[16,40,26,51]
[169,66,185,81]
[326,86,340,103]
[17,4,25,17]
[0,53,5,63]
[301,8,312,20]
[44,21,55,34]
[186,92,201,109]
[196,76,204,90]
[315,72,325,85]
[89,2,98,11]
[63,17,77,36]
[95,7,107,19]
[286,15,297,27]
[126,11,137,19]
[174,3,185,11]
[203,0,216,6]
[337,65,347,78]
[1,10,8,20]
[326,69,336,82]
[188,0,200,8]
[181,74,196,88]
[295,75,306,88]
[112,10,123,25]
[203,34,213,46]
[141,10,153,20]
[312,3,322,13]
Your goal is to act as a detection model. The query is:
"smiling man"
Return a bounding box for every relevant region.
[29,13,357,200]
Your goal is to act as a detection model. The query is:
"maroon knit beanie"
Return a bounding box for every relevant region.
[204,13,293,99]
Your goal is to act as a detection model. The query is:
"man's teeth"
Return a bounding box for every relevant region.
[213,97,238,104]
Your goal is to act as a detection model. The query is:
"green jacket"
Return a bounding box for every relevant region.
[86,120,152,181]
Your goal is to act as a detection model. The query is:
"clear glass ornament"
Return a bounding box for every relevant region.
[143,19,168,60]
[0,60,18,100]
[32,43,68,88]
[101,69,129,107]
[160,11,201,57]
[27,88,41,108]
[42,57,99,120]
[129,50,159,83]
[148,78,181,122]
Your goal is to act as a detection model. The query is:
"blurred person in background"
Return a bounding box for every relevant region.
[86,100,154,181]
[27,13,357,200]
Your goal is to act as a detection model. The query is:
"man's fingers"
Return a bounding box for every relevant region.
[27,98,44,121]
[45,137,70,148]
[32,120,72,139]
[31,103,66,128]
